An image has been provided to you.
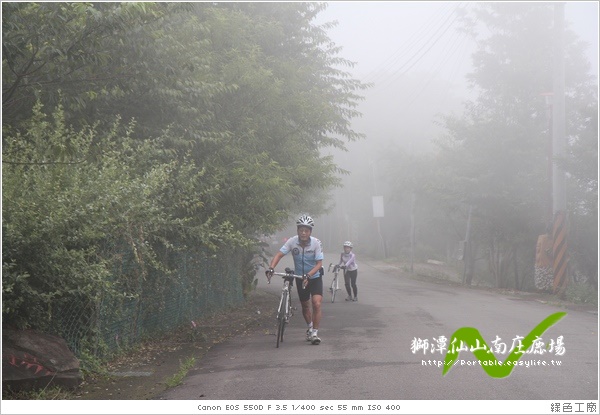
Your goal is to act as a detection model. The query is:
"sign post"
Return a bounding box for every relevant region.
[372,196,387,258]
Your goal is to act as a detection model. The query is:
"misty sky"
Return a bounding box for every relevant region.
[315,1,599,166]
[319,1,599,84]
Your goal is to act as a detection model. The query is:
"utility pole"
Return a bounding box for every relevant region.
[551,2,568,295]
[462,204,473,285]
[409,193,416,273]
[371,161,387,259]
[540,91,554,227]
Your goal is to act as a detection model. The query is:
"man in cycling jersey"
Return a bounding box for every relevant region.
[265,214,324,345]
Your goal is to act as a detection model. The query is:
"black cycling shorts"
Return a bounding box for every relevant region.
[297,276,323,302]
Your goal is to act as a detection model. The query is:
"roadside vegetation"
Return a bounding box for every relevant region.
[164,357,196,389]
[2,2,367,362]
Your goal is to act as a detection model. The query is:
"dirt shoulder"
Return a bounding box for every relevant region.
[373,258,598,315]
[73,289,279,400]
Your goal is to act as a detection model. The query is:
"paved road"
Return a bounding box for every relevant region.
[159,257,598,400]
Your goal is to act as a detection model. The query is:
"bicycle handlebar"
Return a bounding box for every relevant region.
[271,272,305,279]
[266,267,307,288]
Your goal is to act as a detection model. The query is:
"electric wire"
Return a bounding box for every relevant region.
[376,3,468,90]
[399,26,473,113]
[365,4,460,86]
[361,2,456,85]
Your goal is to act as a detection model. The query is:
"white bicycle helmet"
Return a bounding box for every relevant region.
[296,214,315,228]
[343,241,353,248]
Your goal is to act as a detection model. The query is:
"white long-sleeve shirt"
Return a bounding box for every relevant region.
[338,251,358,271]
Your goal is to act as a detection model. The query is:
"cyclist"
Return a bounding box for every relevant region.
[338,241,359,302]
[266,214,324,345]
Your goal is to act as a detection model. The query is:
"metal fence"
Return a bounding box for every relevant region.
[50,246,248,360]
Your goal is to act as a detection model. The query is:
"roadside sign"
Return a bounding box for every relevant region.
[372,196,384,218]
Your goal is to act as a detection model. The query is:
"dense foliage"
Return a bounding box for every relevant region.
[2,2,367,329]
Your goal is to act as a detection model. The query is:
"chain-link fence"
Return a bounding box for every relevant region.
[49,246,250,360]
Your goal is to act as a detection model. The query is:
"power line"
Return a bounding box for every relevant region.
[364,2,469,93]
[361,2,456,84]
[399,25,472,113]
[378,3,468,90]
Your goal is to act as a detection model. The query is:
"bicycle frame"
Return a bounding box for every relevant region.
[269,268,305,348]
[277,279,292,321]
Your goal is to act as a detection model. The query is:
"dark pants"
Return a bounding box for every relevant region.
[344,269,358,297]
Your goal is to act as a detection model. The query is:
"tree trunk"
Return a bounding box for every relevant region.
[513,245,520,290]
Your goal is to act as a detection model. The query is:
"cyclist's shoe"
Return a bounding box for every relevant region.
[353,297,358,302]
[310,333,321,345]
[345,296,353,301]
[306,329,312,342]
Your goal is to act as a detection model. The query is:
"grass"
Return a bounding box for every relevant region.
[3,385,74,400]
[164,356,196,389]
[565,283,598,306]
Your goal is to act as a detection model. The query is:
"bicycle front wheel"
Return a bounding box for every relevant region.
[331,278,337,303]
[276,315,285,348]
[276,291,288,348]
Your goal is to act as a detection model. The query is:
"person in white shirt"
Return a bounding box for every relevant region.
[338,241,359,302]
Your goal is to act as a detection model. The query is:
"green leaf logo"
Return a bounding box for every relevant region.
[442,312,567,378]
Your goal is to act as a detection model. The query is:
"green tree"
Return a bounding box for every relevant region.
[434,3,598,289]
[2,2,369,331]
[377,3,597,290]
[2,2,175,126]
[3,2,367,234]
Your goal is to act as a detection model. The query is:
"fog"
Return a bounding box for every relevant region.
[310,2,599,266]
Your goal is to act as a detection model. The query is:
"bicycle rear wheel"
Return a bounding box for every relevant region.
[276,291,288,348]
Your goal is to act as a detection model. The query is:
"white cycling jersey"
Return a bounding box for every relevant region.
[280,235,324,278]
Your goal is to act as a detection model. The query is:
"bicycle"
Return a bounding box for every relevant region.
[267,267,307,348]
[327,263,343,303]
